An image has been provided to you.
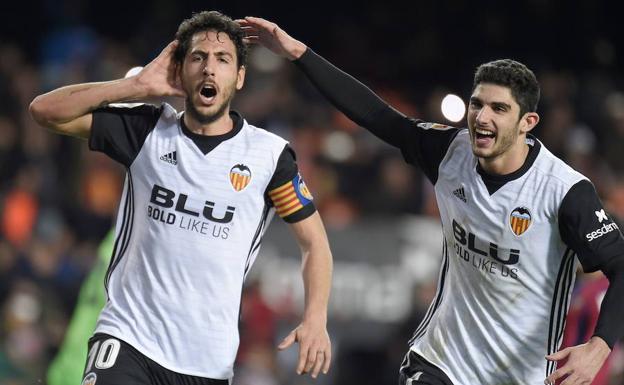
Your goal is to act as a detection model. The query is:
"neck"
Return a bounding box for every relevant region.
[478,139,530,175]
[183,109,233,136]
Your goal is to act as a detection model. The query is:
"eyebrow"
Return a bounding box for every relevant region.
[189,50,234,59]
[469,97,512,110]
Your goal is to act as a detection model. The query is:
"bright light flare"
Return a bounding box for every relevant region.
[441,94,466,122]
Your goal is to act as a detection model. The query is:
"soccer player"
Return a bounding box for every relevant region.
[239,17,624,385]
[29,11,333,385]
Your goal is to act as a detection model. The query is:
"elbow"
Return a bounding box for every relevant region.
[29,96,52,126]
[29,96,63,133]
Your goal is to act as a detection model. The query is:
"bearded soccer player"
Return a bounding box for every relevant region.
[240,17,624,385]
[30,11,333,385]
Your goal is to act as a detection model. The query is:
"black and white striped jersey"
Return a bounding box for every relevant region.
[88,103,315,380]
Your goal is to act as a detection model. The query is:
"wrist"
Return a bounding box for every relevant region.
[303,308,327,325]
[128,74,152,99]
[589,336,611,351]
[287,41,307,61]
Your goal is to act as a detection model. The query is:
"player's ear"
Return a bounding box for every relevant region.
[236,65,246,90]
[520,112,539,134]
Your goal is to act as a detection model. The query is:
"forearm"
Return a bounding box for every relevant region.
[294,49,410,147]
[30,77,146,125]
[593,257,624,348]
[301,246,332,322]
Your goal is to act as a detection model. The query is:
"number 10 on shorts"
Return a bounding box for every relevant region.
[85,338,121,371]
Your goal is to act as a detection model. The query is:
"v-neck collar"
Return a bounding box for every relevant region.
[180,110,244,155]
[476,135,541,195]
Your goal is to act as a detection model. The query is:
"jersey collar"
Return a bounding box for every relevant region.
[476,134,541,195]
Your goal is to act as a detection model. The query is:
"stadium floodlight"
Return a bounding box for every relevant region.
[441,93,465,123]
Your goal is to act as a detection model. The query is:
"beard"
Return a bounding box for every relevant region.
[470,123,520,160]
[184,85,236,125]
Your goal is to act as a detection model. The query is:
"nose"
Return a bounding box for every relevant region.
[202,58,216,77]
[475,106,491,125]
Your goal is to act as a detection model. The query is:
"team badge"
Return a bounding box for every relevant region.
[416,122,453,130]
[298,178,313,200]
[510,207,532,236]
[81,372,97,385]
[229,164,251,192]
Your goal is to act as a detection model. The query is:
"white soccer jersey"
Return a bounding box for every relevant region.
[410,131,586,384]
[93,104,290,379]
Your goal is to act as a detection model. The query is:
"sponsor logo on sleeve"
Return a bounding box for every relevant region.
[586,209,619,241]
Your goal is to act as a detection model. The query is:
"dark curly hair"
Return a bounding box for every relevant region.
[174,11,247,67]
[473,59,540,117]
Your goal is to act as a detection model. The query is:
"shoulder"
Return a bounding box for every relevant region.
[440,128,471,161]
[532,139,587,188]
[241,120,289,147]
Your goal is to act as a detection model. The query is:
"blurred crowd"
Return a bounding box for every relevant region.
[1,2,624,384]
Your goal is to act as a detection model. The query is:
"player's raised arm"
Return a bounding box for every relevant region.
[239,16,413,148]
[278,212,333,378]
[29,41,185,139]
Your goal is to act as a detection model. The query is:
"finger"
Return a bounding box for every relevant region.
[243,36,260,45]
[278,331,296,350]
[322,346,332,374]
[297,341,310,375]
[544,366,571,385]
[546,347,570,361]
[304,347,318,374]
[244,16,273,29]
[311,351,325,378]
[164,40,179,55]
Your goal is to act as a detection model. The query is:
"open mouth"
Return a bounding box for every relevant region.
[475,128,496,140]
[199,84,217,103]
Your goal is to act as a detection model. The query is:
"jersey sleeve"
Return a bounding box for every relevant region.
[401,123,461,184]
[89,103,163,167]
[559,179,624,348]
[265,145,316,223]
[559,180,624,272]
[294,48,458,184]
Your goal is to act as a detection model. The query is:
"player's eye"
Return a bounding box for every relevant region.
[469,100,482,109]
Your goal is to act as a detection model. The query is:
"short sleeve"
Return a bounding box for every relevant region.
[89,103,163,167]
[559,180,624,272]
[265,145,316,223]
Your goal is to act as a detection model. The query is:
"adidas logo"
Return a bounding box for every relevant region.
[160,151,178,165]
[453,186,466,202]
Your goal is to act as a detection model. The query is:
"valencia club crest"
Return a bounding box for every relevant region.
[230,164,251,191]
[510,207,532,236]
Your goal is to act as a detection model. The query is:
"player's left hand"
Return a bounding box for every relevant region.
[544,336,611,384]
[278,317,331,378]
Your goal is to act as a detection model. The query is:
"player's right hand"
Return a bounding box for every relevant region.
[278,319,332,378]
[237,17,307,61]
[134,41,186,98]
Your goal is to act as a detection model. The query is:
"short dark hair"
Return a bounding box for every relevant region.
[174,11,247,67]
[473,59,540,117]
